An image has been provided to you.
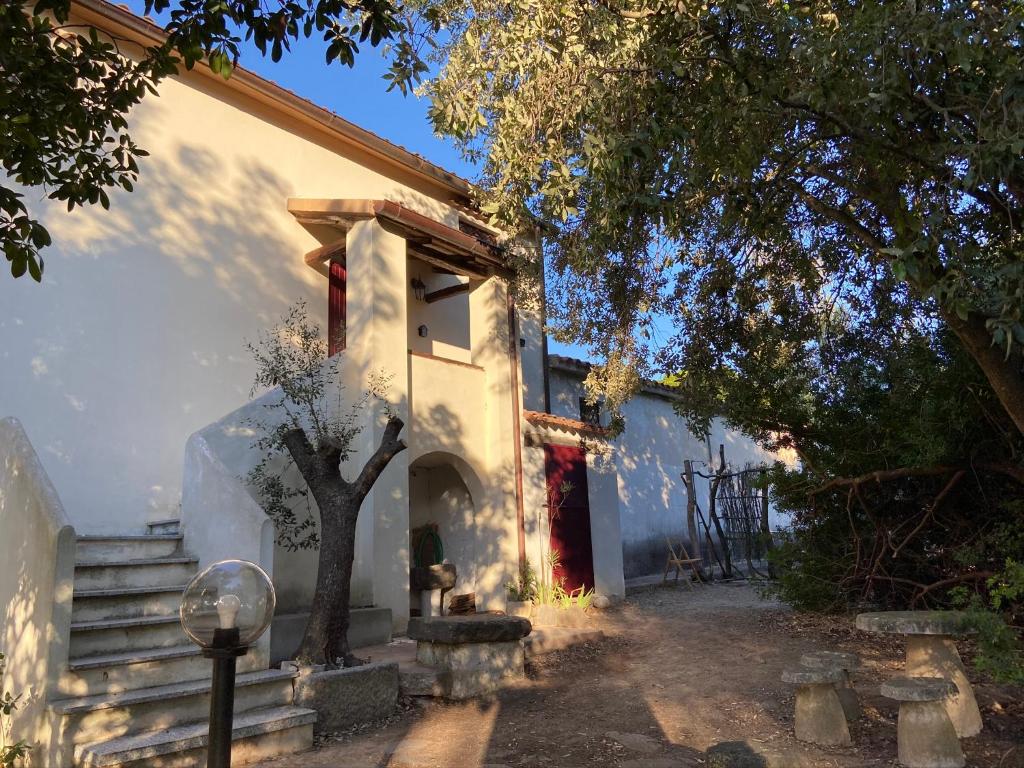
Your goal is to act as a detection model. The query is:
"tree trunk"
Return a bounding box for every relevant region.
[295,497,360,666]
[283,415,406,668]
[942,308,1024,437]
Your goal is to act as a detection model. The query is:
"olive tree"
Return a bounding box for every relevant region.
[245,303,405,666]
[417,0,1024,436]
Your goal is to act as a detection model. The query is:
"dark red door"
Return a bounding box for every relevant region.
[543,443,595,592]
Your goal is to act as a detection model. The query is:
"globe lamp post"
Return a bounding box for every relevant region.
[180,560,276,768]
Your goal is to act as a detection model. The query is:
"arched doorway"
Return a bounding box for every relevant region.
[408,453,486,613]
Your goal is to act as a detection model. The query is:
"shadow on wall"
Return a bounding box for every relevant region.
[1,97,329,530]
[623,530,692,580]
[408,399,516,611]
[0,419,76,767]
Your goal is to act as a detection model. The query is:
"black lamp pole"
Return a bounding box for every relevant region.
[203,627,248,768]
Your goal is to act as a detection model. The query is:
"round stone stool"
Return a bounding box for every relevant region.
[881,676,964,768]
[782,667,851,746]
[801,651,861,722]
[857,611,981,737]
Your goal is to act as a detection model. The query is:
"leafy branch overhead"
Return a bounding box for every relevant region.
[1,0,431,281]
[419,0,1024,434]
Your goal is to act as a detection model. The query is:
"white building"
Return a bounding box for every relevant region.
[0,2,787,763]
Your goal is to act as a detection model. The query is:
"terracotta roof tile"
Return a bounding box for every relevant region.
[522,410,609,438]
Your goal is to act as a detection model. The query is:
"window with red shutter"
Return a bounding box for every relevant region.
[328,259,346,356]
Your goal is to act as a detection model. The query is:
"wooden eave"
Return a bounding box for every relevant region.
[289,198,511,280]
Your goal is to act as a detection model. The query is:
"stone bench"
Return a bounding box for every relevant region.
[881,676,964,768]
[781,667,851,746]
[407,615,532,700]
[801,650,861,721]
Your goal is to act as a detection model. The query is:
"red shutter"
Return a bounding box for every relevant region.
[328,259,346,356]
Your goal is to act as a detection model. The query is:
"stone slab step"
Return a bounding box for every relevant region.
[76,534,183,563]
[72,584,187,623]
[73,705,316,767]
[524,627,605,657]
[74,557,198,591]
[398,663,444,697]
[70,615,187,657]
[50,669,298,747]
[146,519,181,535]
[61,645,259,697]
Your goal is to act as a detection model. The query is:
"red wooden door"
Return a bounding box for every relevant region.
[543,444,595,592]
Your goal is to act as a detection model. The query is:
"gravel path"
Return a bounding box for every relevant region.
[255,583,1023,768]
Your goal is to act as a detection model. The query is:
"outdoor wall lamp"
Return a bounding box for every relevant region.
[180,559,276,768]
[411,277,426,302]
[418,324,429,338]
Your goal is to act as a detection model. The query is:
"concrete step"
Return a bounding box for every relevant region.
[146,519,180,535]
[50,669,298,748]
[71,584,187,623]
[69,615,187,658]
[73,557,198,591]
[73,705,316,767]
[76,535,183,563]
[61,645,259,697]
[524,627,605,657]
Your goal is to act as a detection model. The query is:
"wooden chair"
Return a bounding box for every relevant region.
[663,537,705,588]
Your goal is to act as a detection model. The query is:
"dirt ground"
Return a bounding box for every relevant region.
[256,583,1024,768]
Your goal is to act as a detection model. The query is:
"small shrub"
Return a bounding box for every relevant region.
[506,559,538,602]
[952,561,1024,684]
[1,652,29,767]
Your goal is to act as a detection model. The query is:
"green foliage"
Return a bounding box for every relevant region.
[533,581,596,610]
[1,652,30,767]
[244,301,388,550]
[418,0,1024,432]
[949,561,1024,685]
[506,559,538,602]
[3,0,427,281]
[1,0,177,281]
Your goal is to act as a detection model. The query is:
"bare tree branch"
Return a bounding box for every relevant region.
[350,415,407,501]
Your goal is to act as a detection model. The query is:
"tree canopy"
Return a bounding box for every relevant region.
[1,0,424,281]
[419,0,1024,436]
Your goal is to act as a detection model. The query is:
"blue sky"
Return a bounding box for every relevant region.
[122,2,590,360]
[124,1,476,179]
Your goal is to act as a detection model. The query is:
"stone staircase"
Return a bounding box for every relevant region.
[47,520,316,767]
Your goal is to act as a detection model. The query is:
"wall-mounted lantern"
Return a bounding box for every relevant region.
[411,277,426,302]
[418,325,429,338]
[180,560,275,768]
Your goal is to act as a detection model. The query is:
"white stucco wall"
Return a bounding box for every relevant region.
[548,368,792,578]
[0,418,75,767]
[406,259,472,364]
[0,54,461,535]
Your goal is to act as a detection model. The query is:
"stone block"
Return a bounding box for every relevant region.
[293,661,399,733]
[271,606,393,664]
[505,600,533,619]
[407,615,531,644]
[532,604,591,628]
[415,640,525,700]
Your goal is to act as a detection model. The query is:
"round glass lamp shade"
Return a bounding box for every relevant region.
[179,560,276,649]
